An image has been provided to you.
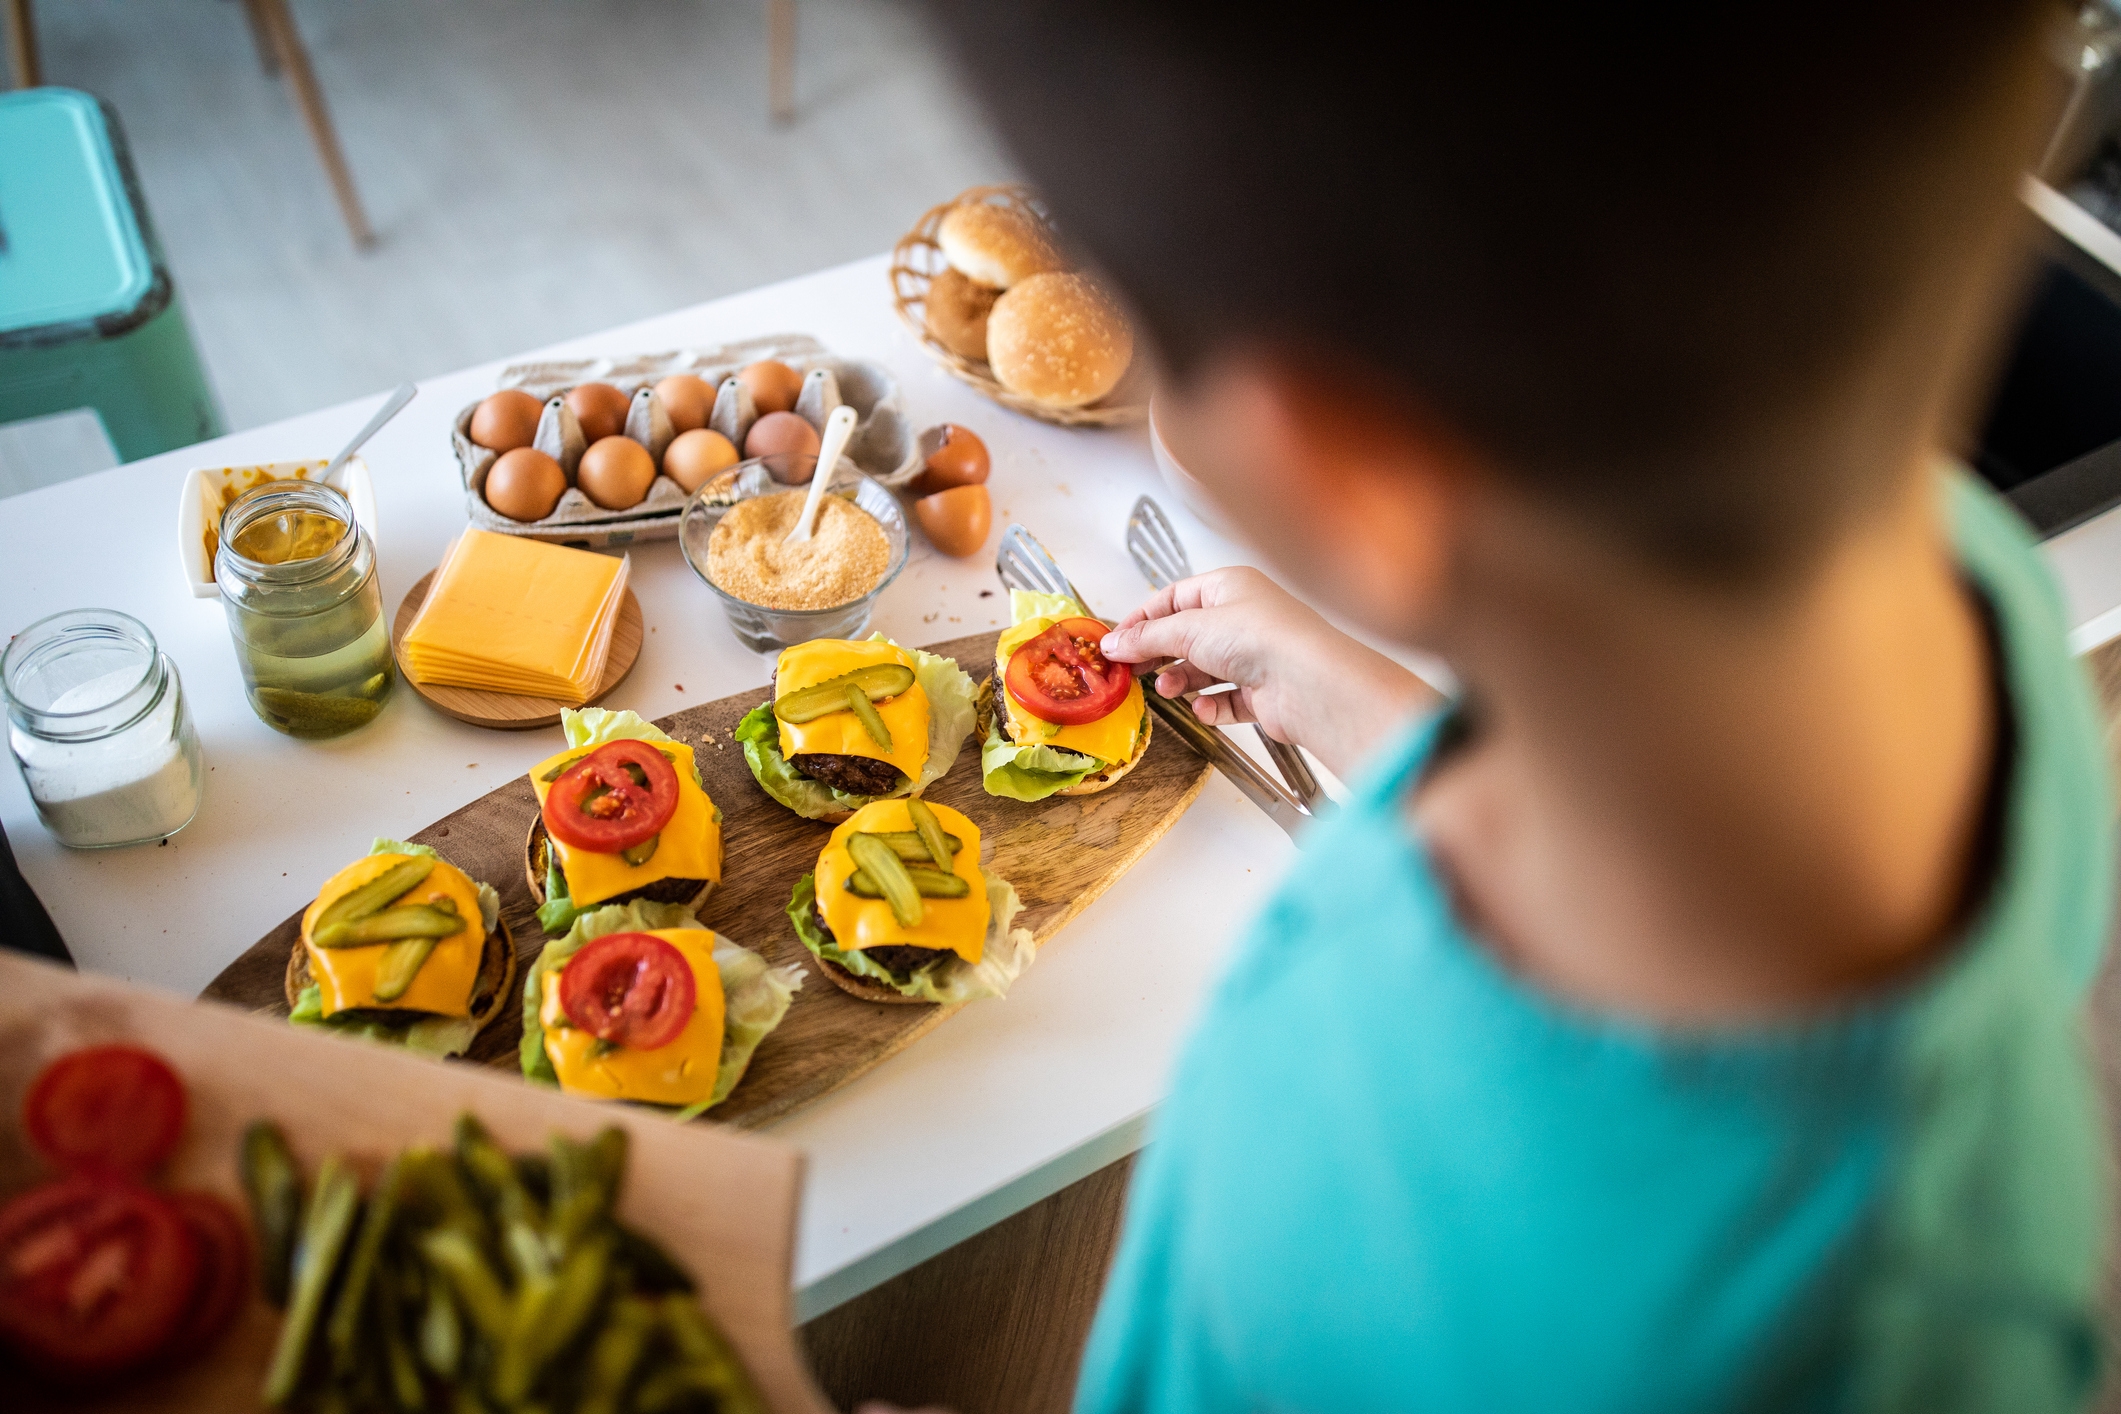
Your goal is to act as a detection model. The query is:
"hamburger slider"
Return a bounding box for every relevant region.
[526,709,723,936]
[288,840,515,1058]
[979,591,1151,801]
[787,798,1036,1004]
[733,636,978,823]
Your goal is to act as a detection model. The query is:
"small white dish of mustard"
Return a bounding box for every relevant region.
[177,458,379,599]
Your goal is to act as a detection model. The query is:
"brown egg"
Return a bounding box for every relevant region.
[577,436,657,510]
[566,382,632,443]
[913,484,993,558]
[910,423,991,496]
[654,374,716,435]
[483,447,567,522]
[744,410,822,468]
[736,360,805,415]
[662,428,739,493]
[470,390,544,452]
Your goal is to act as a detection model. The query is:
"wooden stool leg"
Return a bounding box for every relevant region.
[254,0,374,249]
[238,0,281,77]
[5,0,40,90]
[768,0,795,125]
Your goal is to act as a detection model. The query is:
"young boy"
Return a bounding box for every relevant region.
[926,3,2114,1410]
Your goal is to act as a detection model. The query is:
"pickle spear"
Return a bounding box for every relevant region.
[848,865,969,900]
[313,899,463,949]
[372,937,441,1002]
[845,684,893,751]
[846,833,922,926]
[241,1120,304,1307]
[861,829,963,861]
[906,799,952,869]
[312,857,435,938]
[772,663,915,722]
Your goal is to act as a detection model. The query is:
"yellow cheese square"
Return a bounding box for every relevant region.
[995,616,1144,763]
[301,853,486,1017]
[771,639,930,784]
[402,531,628,701]
[540,928,726,1105]
[816,799,990,963]
[531,741,723,906]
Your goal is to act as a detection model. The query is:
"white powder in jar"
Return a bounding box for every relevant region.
[11,667,204,847]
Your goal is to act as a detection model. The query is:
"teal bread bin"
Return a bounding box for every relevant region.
[0,88,223,471]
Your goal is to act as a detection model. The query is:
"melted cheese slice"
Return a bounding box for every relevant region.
[773,639,930,783]
[540,928,726,1105]
[531,741,723,908]
[995,616,1145,764]
[302,853,486,1018]
[816,799,989,963]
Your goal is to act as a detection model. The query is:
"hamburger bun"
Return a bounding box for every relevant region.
[286,912,517,1034]
[925,267,999,362]
[986,274,1133,410]
[977,675,1150,799]
[936,203,1065,290]
[812,954,933,1005]
[525,817,716,915]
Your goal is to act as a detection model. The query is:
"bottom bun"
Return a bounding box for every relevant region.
[813,954,933,1005]
[285,914,517,1035]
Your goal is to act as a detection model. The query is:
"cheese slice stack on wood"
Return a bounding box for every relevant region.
[401,530,629,702]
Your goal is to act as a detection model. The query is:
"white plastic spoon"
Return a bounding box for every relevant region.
[321,381,417,488]
[786,404,859,544]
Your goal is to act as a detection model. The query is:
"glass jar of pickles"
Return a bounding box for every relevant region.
[216,481,393,738]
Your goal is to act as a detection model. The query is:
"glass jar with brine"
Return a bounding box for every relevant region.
[216,481,393,738]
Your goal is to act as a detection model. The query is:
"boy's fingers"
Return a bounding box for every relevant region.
[1149,662,1224,699]
[1191,690,1254,727]
[1102,610,1209,666]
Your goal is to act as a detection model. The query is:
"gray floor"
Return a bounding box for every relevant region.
[17,0,1012,436]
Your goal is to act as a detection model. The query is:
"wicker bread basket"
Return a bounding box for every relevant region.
[888,184,1149,428]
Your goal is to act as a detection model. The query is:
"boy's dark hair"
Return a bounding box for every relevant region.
[926,4,2056,575]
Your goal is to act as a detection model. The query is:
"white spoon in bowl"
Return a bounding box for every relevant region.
[785,404,859,544]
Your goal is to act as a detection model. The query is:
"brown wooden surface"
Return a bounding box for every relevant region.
[390,570,644,730]
[203,630,1210,1130]
[801,1154,1137,1414]
[1,952,833,1414]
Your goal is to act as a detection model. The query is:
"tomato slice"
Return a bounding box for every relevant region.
[156,1192,251,1364]
[559,932,697,1050]
[23,1045,187,1178]
[0,1175,199,1381]
[543,741,681,854]
[1004,616,1132,726]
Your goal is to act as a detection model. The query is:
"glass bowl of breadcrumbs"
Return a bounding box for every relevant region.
[679,452,910,652]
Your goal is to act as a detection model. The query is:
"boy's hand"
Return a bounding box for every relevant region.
[1099,567,1435,779]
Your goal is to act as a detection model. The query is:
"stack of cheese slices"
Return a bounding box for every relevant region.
[401,529,629,702]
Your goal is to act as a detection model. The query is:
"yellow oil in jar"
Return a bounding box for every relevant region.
[228,510,345,565]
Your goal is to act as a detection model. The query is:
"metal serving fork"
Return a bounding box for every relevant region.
[996,523,1315,839]
[1125,497,1327,813]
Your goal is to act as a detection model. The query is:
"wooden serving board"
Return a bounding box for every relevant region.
[390,571,644,730]
[203,632,1211,1129]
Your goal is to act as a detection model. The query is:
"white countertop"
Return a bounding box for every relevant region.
[10,252,2121,1321]
[0,254,1299,1320]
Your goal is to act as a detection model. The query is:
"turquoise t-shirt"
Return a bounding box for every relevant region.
[1076,476,2114,1413]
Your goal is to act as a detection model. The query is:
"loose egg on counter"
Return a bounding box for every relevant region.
[654,374,716,434]
[663,428,739,493]
[577,435,657,510]
[744,410,822,466]
[470,390,544,452]
[484,447,568,521]
[737,360,804,415]
[566,382,632,443]
[910,423,990,495]
[913,484,992,558]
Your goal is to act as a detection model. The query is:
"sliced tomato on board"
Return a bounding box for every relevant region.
[1004,616,1132,726]
[560,932,697,1050]
[156,1192,251,1361]
[544,741,681,854]
[23,1044,187,1178]
[0,1174,199,1381]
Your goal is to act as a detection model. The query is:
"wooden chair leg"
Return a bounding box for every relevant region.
[768,0,795,125]
[237,0,281,77]
[252,0,374,249]
[5,0,40,90]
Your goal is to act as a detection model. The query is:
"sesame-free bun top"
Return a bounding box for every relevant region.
[986,273,1134,410]
[937,203,1065,290]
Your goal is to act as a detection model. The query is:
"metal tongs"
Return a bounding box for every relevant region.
[996,523,1319,839]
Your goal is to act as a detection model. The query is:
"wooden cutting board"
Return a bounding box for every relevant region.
[201,632,1211,1129]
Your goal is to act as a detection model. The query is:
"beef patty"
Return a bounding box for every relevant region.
[811,898,947,979]
[792,753,907,797]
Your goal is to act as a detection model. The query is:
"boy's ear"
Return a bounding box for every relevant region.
[1157,354,1472,642]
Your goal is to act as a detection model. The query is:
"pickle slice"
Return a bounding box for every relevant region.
[372,937,440,1002]
[620,835,660,867]
[906,799,952,870]
[313,900,464,949]
[847,865,970,900]
[312,857,436,939]
[772,664,916,723]
[861,830,963,862]
[845,685,893,752]
[846,833,922,927]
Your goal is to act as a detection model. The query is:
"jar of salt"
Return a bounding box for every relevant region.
[3,610,204,849]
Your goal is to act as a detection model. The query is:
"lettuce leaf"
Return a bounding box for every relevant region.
[735,639,978,819]
[1009,589,1083,623]
[786,870,1036,1004]
[979,728,1102,800]
[559,708,708,793]
[518,898,802,1114]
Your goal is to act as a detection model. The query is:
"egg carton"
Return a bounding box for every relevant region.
[450,333,921,547]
